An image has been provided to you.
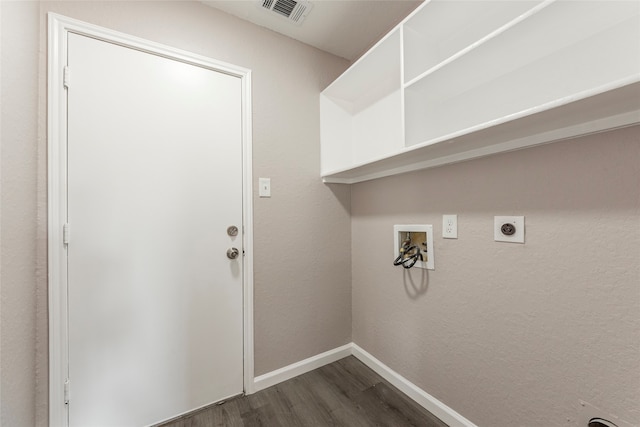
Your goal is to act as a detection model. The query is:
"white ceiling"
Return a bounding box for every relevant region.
[201,0,423,61]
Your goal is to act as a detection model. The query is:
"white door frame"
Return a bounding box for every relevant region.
[47,13,254,426]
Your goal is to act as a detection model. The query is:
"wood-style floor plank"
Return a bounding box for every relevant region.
[157,356,448,427]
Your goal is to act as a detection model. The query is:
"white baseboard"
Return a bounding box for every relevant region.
[351,343,478,427]
[252,342,477,427]
[252,343,352,392]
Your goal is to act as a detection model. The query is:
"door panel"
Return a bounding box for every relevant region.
[67,33,243,426]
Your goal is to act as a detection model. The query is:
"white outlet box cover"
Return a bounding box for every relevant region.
[393,224,434,270]
[494,216,525,243]
[443,214,457,239]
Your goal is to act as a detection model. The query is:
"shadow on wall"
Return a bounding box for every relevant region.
[402,267,428,300]
[326,183,351,213]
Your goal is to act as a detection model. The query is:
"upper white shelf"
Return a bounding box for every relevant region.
[323,28,401,114]
[403,0,539,84]
[320,29,403,173]
[320,0,640,184]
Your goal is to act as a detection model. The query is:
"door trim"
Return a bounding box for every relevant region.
[47,13,254,426]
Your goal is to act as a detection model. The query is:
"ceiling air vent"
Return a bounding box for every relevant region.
[259,0,313,25]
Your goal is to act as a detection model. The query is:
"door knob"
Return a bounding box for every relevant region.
[226,247,240,259]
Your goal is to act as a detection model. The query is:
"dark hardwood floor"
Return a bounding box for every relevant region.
[157,356,448,427]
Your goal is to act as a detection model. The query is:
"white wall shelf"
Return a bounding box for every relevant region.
[403,0,539,85]
[320,29,403,173]
[320,0,640,184]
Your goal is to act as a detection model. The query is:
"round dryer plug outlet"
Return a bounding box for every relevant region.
[494,216,525,243]
[500,222,516,236]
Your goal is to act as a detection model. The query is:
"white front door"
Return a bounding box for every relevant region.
[65,32,244,426]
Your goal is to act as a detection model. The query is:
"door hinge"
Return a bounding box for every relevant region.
[63,66,70,89]
[63,223,70,245]
[64,378,70,404]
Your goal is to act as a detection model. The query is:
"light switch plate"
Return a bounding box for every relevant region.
[494,216,525,243]
[259,178,271,198]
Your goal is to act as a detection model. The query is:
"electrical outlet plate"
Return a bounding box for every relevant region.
[443,214,457,239]
[494,216,525,243]
[393,224,434,270]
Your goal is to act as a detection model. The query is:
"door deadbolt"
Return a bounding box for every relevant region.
[227,226,238,237]
[226,247,240,259]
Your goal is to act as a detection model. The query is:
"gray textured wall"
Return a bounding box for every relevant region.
[1,2,40,425]
[351,126,640,427]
